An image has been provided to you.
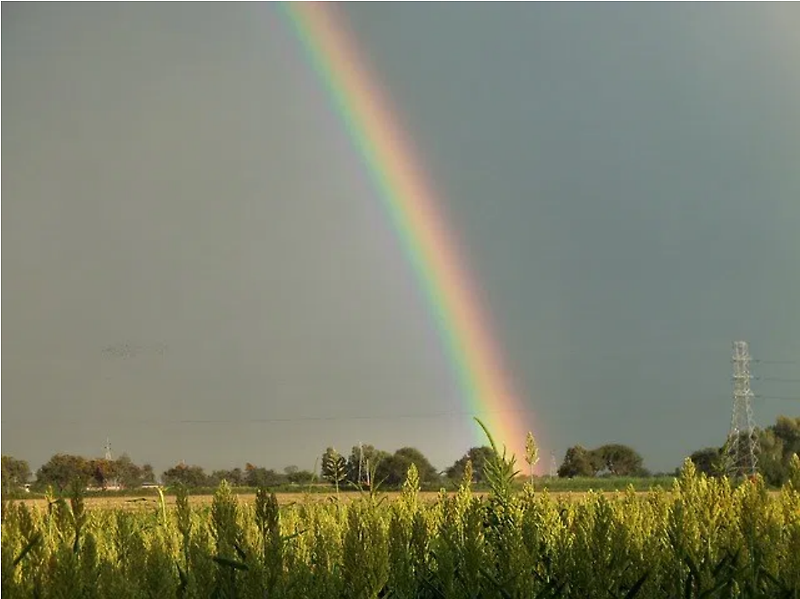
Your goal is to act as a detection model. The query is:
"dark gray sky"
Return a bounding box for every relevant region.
[3,3,799,476]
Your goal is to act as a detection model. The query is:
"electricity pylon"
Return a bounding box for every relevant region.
[726,341,759,478]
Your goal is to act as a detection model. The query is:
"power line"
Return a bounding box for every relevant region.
[2,407,537,425]
[753,359,799,365]
[754,395,800,402]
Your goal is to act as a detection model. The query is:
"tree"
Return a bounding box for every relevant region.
[88,458,118,489]
[446,447,495,483]
[376,447,439,488]
[286,469,314,485]
[141,463,156,484]
[772,415,800,457]
[321,448,348,491]
[2,456,31,492]
[162,463,209,488]
[395,447,439,483]
[211,468,245,487]
[345,444,390,487]
[684,415,799,486]
[557,445,596,478]
[689,447,721,477]
[754,416,800,486]
[757,429,786,486]
[113,454,147,489]
[592,444,645,476]
[35,454,92,491]
[244,464,285,488]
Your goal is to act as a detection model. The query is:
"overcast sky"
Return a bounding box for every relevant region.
[3,3,799,476]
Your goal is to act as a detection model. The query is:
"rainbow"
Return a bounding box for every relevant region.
[280,2,534,462]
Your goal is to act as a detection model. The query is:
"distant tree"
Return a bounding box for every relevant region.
[557,445,596,478]
[211,468,245,487]
[2,456,31,492]
[112,454,148,489]
[395,447,438,484]
[446,447,495,483]
[141,463,156,484]
[244,464,285,488]
[88,458,118,489]
[35,454,92,491]
[757,429,786,486]
[162,463,209,488]
[287,469,314,485]
[592,444,644,476]
[687,416,800,486]
[772,415,800,458]
[345,444,390,487]
[689,447,721,477]
[376,447,439,488]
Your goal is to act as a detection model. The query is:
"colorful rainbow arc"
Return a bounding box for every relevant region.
[281,2,534,460]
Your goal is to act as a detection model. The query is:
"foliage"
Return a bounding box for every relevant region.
[345,444,391,487]
[558,445,598,477]
[757,416,800,486]
[321,448,348,492]
[558,443,645,478]
[525,430,540,480]
[210,467,245,487]
[243,463,286,488]
[593,443,645,476]
[30,453,154,492]
[686,415,800,486]
[285,468,315,485]
[376,447,440,487]
[1,456,31,493]
[33,454,93,491]
[162,463,210,488]
[2,457,799,598]
[445,446,495,483]
[115,454,156,488]
[689,447,721,477]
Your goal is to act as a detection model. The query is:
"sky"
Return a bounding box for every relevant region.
[3,3,799,476]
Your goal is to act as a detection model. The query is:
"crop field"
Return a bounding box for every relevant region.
[10,490,655,512]
[3,458,799,599]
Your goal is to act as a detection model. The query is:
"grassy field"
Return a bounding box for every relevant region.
[3,459,799,598]
[9,475,679,503]
[10,476,679,511]
[10,489,627,511]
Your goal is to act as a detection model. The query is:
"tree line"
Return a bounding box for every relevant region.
[1,453,156,493]
[2,414,797,493]
[688,415,800,486]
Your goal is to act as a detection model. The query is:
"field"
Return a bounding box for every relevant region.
[9,489,660,512]
[3,459,799,598]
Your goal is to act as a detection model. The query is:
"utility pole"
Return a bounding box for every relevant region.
[358,442,363,486]
[549,451,558,477]
[727,341,759,478]
[104,437,113,461]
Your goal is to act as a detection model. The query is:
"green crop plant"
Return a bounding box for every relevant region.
[2,430,799,598]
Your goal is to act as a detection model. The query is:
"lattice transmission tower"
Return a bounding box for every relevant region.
[726,341,759,478]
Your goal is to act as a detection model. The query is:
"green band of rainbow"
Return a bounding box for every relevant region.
[280,2,533,459]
